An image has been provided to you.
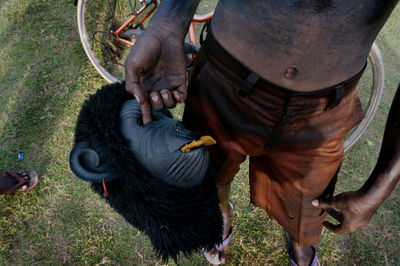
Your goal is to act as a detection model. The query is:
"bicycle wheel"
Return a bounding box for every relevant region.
[77,0,149,83]
[344,42,385,152]
[193,1,216,22]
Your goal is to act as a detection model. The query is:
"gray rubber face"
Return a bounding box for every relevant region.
[120,100,210,188]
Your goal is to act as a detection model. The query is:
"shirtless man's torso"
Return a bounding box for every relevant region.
[124,1,400,265]
[213,0,398,91]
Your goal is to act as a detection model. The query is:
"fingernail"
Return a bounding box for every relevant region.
[134,94,140,102]
[175,94,182,103]
[311,199,319,207]
[161,92,168,100]
[151,94,159,103]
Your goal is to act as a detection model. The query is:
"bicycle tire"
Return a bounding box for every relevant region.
[78,0,201,83]
[193,11,214,22]
[343,42,385,152]
[78,0,147,83]
[193,1,216,22]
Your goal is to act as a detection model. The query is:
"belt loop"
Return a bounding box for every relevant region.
[238,72,260,97]
[200,20,210,47]
[324,85,344,111]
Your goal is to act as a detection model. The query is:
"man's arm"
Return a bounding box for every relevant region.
[314,82,400,233]
[125,0,201,124]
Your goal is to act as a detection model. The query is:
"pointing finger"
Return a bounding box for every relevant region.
[140,97,152,125]
[125,54,144,102]
[131,83,146,105]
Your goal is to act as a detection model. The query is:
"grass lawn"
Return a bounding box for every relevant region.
[0,0,399,265]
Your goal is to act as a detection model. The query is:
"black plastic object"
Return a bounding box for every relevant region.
[70,82,223,262]
[69,141,113,182]
[119,100,209,188]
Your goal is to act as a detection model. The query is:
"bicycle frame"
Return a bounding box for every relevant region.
[111,0,210,47]
[113,0,157,46]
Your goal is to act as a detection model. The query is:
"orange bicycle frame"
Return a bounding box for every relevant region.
[113,0,157,46]
[112,0,211,47]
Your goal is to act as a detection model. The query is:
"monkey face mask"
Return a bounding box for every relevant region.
[69,82,223,262]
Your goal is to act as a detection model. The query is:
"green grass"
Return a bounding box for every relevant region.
[0,0,399,265]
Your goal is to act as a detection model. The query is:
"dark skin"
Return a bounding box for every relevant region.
[125,0,201,125]
[212,0,399,91]
[125,0,400,265]
[313,83,400,233]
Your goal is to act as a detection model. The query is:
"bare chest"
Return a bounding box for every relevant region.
[212,0,398,91]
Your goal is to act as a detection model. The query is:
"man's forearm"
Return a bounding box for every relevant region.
[148,0,201,37]
[360,83,400,205]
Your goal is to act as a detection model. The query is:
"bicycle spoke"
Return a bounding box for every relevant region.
[78,0,148,82]
[105,0,114,21]
[78,0,165,83]
[128,0,137,13]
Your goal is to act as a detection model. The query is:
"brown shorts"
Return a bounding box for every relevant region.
[182,29,365,246]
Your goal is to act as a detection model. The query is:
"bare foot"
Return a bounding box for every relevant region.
[203,202,233,265]
[286,232,318,266]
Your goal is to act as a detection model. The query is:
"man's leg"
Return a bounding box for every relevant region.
[216,165,316,266]
[204,150,246,264]
[213,183,233,264]
[249,149,342,266]
[288,235,316,266]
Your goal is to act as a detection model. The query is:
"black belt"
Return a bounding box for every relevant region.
[200,21,367,110]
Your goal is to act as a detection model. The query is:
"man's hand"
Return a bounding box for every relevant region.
[313,83,400,235]
[312,191,379,233]
[125,28,187,125]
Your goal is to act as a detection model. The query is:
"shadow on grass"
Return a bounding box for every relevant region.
[0,0,85,173]
[0,0,117,264]
[0,0,161,265]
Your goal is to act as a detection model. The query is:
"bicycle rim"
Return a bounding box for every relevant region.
[193,1,216,22]
[77,0,145,83]
[344,42,385,152]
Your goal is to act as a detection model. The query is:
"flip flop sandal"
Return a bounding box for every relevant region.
[203,202,234,265]
[284,231,319,266]
[0,171,39,195]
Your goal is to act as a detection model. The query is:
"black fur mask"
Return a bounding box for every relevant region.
[70,82,223,262]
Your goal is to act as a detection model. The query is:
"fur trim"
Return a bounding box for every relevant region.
[73,82,223,262]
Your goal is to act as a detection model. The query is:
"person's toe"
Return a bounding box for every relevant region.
[220,253,227,264]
